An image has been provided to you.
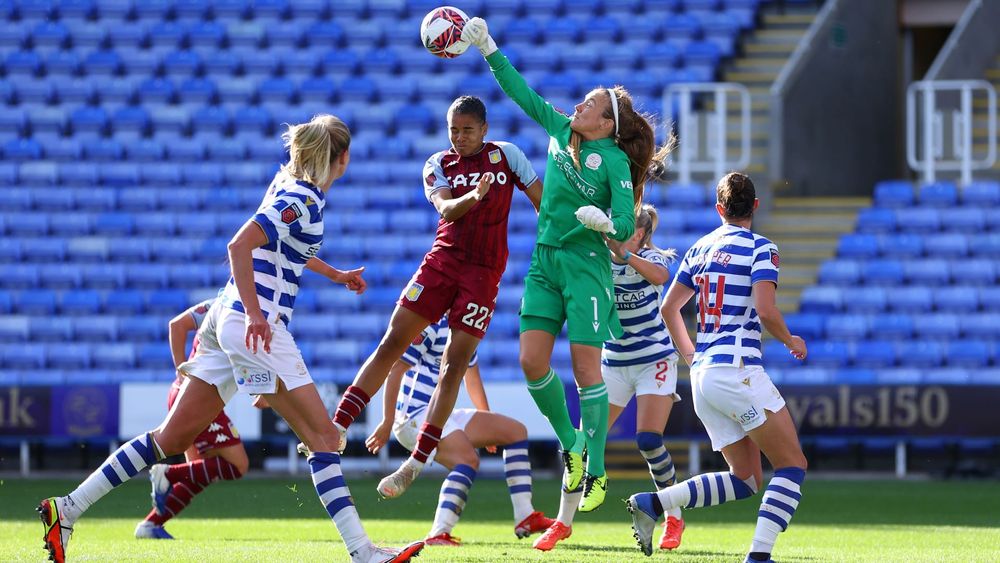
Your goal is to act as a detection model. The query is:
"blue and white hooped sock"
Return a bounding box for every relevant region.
[64,432,163,522]
[430,464,477,537]
[653,471,758,515]
[309,452,370,557]
[503,441,534,522]
[636,432,676,489]
[751,467,806,554]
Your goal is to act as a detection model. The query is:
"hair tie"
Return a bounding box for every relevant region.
[607,88,620,137]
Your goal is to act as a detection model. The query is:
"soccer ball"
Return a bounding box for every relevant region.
[420,6,470,59]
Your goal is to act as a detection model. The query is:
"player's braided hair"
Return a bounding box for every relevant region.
[636,203,677,262]
[716,172,757,219]
[281,114,351,188]
[567,87,676,217]
[449,95,487,123]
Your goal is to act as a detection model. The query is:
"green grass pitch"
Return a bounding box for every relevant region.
[1,476,998,562]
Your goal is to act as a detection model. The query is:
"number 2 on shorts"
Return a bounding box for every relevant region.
[461,302,492,331]
[694,274,726,332]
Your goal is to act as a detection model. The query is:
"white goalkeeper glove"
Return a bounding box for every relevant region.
[461,17,498,56]
[575,205,616,235]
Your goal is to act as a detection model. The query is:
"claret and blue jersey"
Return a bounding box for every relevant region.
[674,224,780,369]
[220,173,325,325]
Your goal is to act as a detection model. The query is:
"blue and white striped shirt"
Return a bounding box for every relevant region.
[674,224,779,369]
[603,248,676,367]
[221,173,325,324]
[395,318,479,418]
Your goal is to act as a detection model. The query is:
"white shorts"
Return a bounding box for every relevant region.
[392,407,478,464]
[179,306,313,404]
[602,358,681,407]
[691,365,786,451]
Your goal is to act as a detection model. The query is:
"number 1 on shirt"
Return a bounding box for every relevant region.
[694,274,726,332]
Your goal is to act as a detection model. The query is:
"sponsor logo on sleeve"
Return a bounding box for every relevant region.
[281,203,302,224]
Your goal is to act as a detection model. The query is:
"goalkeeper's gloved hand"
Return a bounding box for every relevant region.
[575,205,616,234]
[461,17,498,56]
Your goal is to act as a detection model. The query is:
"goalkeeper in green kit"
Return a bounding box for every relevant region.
[462,16,675,548]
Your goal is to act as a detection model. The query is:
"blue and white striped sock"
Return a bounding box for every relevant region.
[636,432,676,489]
[430,464,477,537]
[64,432,163,522]
[503,440,534,522]
[309,452,370,557]
[751,467,806,555]
[654,471,758,514]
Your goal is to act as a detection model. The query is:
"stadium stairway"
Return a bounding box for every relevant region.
[712,4,818,178]
[605,440,689,481]
[756,196,871,312]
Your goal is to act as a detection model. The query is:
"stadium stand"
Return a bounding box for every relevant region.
[0,0,761,385]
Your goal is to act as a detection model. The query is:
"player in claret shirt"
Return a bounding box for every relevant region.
[330,96,543,498]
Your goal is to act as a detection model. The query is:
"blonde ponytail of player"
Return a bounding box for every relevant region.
[281,114,351,188]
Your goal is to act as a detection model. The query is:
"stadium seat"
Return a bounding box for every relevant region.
[40,264,83,289]
[963,259,996,285]
[874,180,913,207]
[965,313,1000,338]
[923,233,968,257]
[0,316,29,342]
[825,315,867,340]
[837,234,878,258]
[2,343,46,369]
[961,180,1000,206]
[918,181,958,207]
[904,259,949,286]
[878,233,923,258]
[879,313,914,338]
[867,260,905,285]
[897,340,944,367]
[74,316,118,342]
[92,343,136,369]
[948,340,991,368]
[845,287,887,312]
[853,341,896,368]
[61,290,103,315]
[856,207,896,233]
[807,341,849,368]
[818,259,859,284]
[923,368,970,385]
[933,286,978,312]
[47,344,92,370]
[119,317,164,341]
[913,314,960,339]
[889,286,933,312]
[799,286,842,314]
[940,208,985,233]
[82,263,125,289]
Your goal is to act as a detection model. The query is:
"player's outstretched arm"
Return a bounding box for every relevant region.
[605,238,671,286]
[366,359,412,454]
[167,307,199,368]
[752,281,807,360]
[305,257,367,294]
[661,281,696,366]
[463,17,570,138]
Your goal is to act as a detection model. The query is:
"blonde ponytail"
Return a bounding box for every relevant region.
[637,203,677,263]
[280,114,351,187]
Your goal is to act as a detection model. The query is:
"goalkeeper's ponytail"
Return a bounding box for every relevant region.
[281,114,351,188]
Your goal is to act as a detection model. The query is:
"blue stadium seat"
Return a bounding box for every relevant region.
[138,342,172,368]
[16,290,58,315]
[878,233,923,258]
[874,179,914,207]
[897,208,940,232]
[914,313,960,339]
[940,208,985,233]
[918,181,958,207]
[965,312,1000,337]
[818,259,859,284]
[948,340,991,368]
[313,340,361,366]
[961,180,1000,206]
[972,234,1000,258]
[46,344,92,369]
[867,260,904,285]
[888,286,932,312]
[897,340,944,367]
[923,233,968,257]
[108,238,150,262]
[31,239,69,262]
[856,207,896,233]
[2,343,47,368]
[92,343,136,369]
[878,313,914,338]
[846,286,887,312]
[834,368,877,384]
[799,286,842,314]
[80,263,124,289]
[0,316,30,342]
[933,286,978,312]
[4,138,44,161]
[904,259,949,286]
[72,316,118,342]
[853,340,896,370]
[119,317,164,341]
[39,264,83,288]
[147,290,188,314]
[5,50,42,76]
[168,264,213,288]
[60,290,103,315]
[923,368,970,385]
[188,21,225,47]
[5,265,41,289]
[216,77,256,104]
[127,263,168,288]
[178,78,217,105]
[836,233,878,258]
[807,341,849,368]
[121,50,162,75]
[825,314,867,340]
[962,259,996,285]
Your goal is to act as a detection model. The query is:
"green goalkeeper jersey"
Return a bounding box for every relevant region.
[486,50,635,253]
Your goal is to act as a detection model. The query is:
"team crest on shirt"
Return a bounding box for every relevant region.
[305,196,315,207]
[770,251,780,267]
[489,149,502,164]
[405,282,424,301]
[585,153,602,170]
[281,203,302,224]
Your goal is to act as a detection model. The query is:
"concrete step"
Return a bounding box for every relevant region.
[745,42,797,55]
[732,57,789,70]
[773,196,872,213]
[762,13,816,26]
[986,68,1000,80]
[751,29,808,43]
[724,70,781,83]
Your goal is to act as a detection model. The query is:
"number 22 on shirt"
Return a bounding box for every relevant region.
[694,274,726,333]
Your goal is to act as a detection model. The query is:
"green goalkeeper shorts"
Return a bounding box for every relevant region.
[519,243,622,345]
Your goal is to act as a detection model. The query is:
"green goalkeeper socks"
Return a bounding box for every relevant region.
[526,368,577,450]
[579,382,609,478]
